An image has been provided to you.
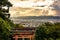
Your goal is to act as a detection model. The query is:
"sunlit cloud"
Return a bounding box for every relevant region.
[9,0,56,9]
[9,0,60,17]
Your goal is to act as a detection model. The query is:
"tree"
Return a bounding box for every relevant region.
[14,24,24,28]
[35,25,47,40]
[35,22,60,40]
[0,0,13,40]
[0,0,13,29]
[0,0,13,27]
[49,23,60,40]
[0,0,12,20]
[0,17,11,40]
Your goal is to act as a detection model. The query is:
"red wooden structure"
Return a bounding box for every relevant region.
[11,27,35,40]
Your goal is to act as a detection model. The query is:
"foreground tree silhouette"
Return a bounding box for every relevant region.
[0,0,12,19]
[0,0,13,40]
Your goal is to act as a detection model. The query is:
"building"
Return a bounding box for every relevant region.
[11,27,36,40]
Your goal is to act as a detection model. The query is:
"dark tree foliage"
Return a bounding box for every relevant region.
[0,0,13,27]
[0,0,13,40]
[0,0,12,19]
[0,17,11,40]
[35,22,60,40]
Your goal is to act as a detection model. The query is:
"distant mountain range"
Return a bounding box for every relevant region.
[11,16,60,19]
[10,16,60,24]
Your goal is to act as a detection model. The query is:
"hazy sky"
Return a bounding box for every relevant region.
[8,0,60,17]
[9,0,55,8]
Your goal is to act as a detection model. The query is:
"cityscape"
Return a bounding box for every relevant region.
[0,0,60,40]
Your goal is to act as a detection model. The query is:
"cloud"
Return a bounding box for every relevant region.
[9,0,55,9]
[9,0,60,16]
[10,7,56,17]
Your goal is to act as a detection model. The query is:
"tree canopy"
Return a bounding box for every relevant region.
[0,0,13,40]
[0,0,12,20]
[0,17,12,40]
[35,22,60,40]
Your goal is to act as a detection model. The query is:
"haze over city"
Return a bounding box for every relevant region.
[8,0,60,17]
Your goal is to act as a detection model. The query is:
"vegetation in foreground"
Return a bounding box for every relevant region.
[0,0,13,40]
[35,22,60,40]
